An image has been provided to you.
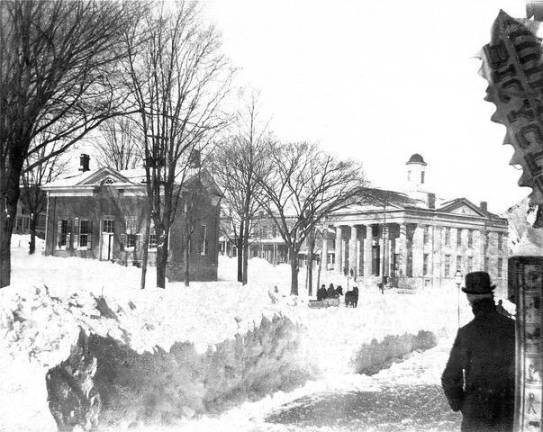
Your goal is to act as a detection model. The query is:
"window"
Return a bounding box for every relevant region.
[423,226,429,245]
[498,258,503,278]
[272,224,277,238]
[484,256,489,272]
[421,171,425,184]
[408,170,411,181]
[79,220,91,248]
[445,254,451,277]
[445,227,451,246]
[456,229,462,247]
[261,224,268,238]
[456,255,462,273]
[126,234,137,249]
[59,220,68,248]
[468,256,473,273]
[103,219,114,233]
[498,233,503,251]
[201,225,208,255]
[468,229,473,248]
[125,216,137,234]
[423,253,429,276]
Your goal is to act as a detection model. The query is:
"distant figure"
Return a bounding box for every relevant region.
[268,286,280,304]
[496,300,513,319]
[317,284,327,301]
[345,286,359,308]
[335,286,343,297]
[327,283,336,299]
[442,272,514,432]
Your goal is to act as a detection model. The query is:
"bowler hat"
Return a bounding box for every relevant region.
[462,271,496,294]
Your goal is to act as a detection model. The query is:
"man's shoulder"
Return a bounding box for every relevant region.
[461,311,514,334]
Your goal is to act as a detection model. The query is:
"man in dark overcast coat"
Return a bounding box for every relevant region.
[441,271,515,432]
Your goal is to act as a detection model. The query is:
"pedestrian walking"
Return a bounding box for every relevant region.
[441,272,515,432]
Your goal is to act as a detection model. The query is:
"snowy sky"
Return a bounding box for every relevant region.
[202,0,530,213]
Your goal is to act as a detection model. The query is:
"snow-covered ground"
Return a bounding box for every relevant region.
[0,235,511,432]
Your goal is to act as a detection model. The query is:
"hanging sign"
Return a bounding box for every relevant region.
[480,11,543,204]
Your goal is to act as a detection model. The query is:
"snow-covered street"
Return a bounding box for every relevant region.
[0,236,509,432]
[181,338,461,432]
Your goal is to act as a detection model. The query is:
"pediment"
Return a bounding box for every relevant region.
[439,199,486,217]
[77,168,131,186]
[450,205,481,216]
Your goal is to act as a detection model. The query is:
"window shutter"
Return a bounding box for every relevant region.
[88,221,93,249]
[56,220,62,248]
[67,219,72,249]
[120,234,127,251]
[73,218,80,249]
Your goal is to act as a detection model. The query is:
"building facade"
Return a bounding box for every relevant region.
[222,154,509,293]
[326,154,509,293]
[43,158,222,281]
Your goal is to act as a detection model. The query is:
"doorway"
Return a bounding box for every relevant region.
[101,219,114,261]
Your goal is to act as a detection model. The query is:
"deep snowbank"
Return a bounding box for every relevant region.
[352,330,437,375]
[1,237,470,431]
[46,315,308,431]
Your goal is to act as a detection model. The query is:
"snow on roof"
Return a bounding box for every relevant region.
[44,170,96,188]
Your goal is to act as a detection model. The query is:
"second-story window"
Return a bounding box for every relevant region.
[468,229,473,248]
[456,229,462,247]
[445,227,451,246]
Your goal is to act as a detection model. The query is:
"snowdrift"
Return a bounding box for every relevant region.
[352,330,437,375]
[1,240,463,431]
[46,315,307,431]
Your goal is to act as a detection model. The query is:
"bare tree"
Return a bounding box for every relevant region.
[0,0,143,288]
[258,142,367,295]
[209,93,270,285]
[96,117,142,170]
[21,136,69,255]
[123,1,232,289]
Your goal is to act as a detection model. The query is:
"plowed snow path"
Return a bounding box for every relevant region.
[258,338,461,432]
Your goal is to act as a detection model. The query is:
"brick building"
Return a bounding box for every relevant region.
[42,156,222,281]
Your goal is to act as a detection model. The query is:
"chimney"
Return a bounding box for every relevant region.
[480,201,487,212]
[427,193,436,209]
[79,154,90,172]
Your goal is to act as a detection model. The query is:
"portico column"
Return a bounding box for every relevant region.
[321,226,328,271]
[397,223,407,277]
[413,224,424,280]
[380,224,389,278]
[364,224,373,276]
[334,225,343,273]
[349,225,358,276]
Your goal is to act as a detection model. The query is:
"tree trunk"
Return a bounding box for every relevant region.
[184,230,191,287]
[156,232,168,289]
[29,214,38,255]
[0,167,21,288]
[307,235,315,296]
[289,246,299,295]
[0,211,12,288]
[140,214,151,290]
[242,217,250,285]
[237,221,243,283]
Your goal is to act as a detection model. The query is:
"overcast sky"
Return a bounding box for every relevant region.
[203,0,530,213]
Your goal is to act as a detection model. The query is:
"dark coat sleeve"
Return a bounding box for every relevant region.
[442,329,468,412]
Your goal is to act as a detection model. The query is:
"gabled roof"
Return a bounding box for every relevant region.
[42,166,222,197]
[43,167,134,189]
[438,197,500,219]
